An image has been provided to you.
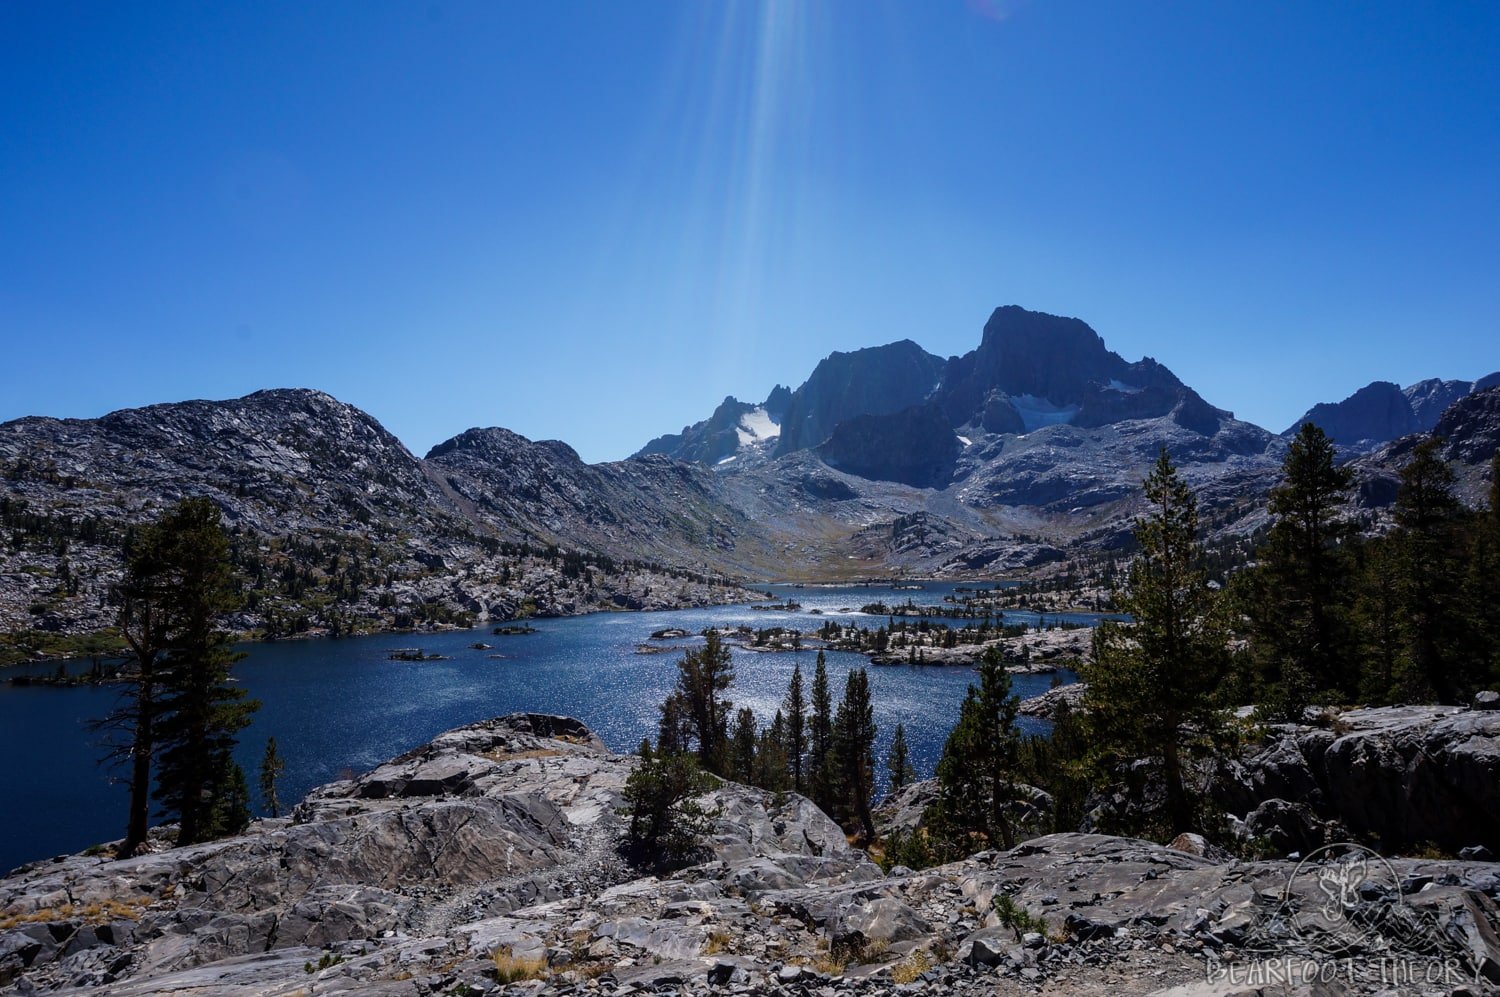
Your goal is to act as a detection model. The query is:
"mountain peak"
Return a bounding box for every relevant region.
[1286,372,1500,448]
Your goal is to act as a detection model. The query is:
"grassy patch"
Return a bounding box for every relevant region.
[490,946,546,983]
[0,895,150,930]
[0,628,127,667]
[702,929,733,955]
[890,948,933,984]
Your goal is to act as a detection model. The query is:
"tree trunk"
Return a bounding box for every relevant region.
[122,698,152,856]
[1163,740,1191,835]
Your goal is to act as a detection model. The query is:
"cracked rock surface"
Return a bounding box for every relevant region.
[3,713,1498,996]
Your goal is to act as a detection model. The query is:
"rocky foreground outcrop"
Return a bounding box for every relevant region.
[4,714,1500,996]
[1216,704,1500,855]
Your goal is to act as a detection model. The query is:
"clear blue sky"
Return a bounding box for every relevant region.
[3,1,1497,461]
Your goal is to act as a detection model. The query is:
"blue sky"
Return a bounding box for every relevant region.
[3,1,1497,461]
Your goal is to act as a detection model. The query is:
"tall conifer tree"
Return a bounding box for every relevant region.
[150,498,259,845]
[1084,450,1228,838]
[1243,422,1355,714]
[783,663,807,793]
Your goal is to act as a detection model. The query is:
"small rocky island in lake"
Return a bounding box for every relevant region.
[386,648,451,662]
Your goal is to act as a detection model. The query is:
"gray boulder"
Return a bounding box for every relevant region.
[1218,705,1500,852]
[1242,798,1328,857]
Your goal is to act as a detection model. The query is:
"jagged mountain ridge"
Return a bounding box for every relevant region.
[423,426,780,571]
[638,307,1238,471]
[5,306,1497,654]
[1353,386,1500,509]
[934,305,1231,437]
[634,385,791,466]
[625,306,1283,568]
[1285,371,1500,448]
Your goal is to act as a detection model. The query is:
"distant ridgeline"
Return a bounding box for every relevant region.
[3,306,1498,661]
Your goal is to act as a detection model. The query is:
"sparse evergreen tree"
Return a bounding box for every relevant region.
[1083,450,1229,839]
[730,707,758,784]
[809,651,834,813]
[1391,439,1469,701]
[755,711,791,792]
[1242,422,1355,715]
[149,499,259,846]
[209,758,253,838]
[259,737,285,818]
[932,648,1021,850]
[783,663,807,793]
[831,668,877,840]
[886,722,915,795]
[620,740,716,872]
[656,693,690,756]
[662,632,735,774]
[92,512,178,856]
[1016,696,1091,833]
[93,498,259,852]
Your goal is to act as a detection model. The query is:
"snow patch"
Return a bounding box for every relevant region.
[717,455,738,465]
[1108,379,1143,394]
[1011,395,1080,433]
[957,435,973,447]
[735,407,781,447]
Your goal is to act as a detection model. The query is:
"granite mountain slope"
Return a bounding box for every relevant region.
[0,390,752,657]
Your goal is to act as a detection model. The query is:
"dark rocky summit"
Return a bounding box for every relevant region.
[1287,373,1500,449]
[773,341,946,457]
[1285,380,1421,446]
[933,306,1230,437]
[621,306,1285,575]
[816,403,961,489]
[2,712,1498,996]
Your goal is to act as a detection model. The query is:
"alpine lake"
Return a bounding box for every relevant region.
[0,582,1109,873]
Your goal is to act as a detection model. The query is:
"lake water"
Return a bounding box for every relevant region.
[0,582,1098,873]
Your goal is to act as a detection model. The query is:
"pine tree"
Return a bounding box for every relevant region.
[620,740,716,872]
[832,668,877,840]
[886,722,915,795]
[657,693,690,756]
[808,651,834,813]
[1243,422,1355,714]
[91,511,179,856]
[933,648,1020,850]
[1391,439,1469,701]
[150,498,259,846]
[755,711,791,792]
[783,663,807,793]
[92,498,259,852]
[208,759,253,838]
[730,707,758,784]
[1083,450,1229,838]
[1353,537,1402,702]
[259,736,285,818]
[662,632,735,774]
